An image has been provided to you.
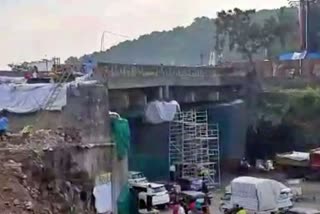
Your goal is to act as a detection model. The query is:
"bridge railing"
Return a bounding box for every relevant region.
[102,63,245,78]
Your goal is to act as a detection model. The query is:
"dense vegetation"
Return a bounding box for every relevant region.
[255,88,320,154]
[65,7,299,66]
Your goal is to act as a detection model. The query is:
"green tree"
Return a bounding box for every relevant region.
[274,7,298,50]
[65,56,80,66]
[215,8,276,64]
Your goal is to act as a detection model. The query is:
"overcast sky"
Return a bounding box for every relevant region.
[0,0,288,69]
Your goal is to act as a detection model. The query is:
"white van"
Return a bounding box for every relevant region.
[220,176,293,214]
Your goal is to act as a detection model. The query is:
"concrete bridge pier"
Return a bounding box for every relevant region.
[157,85,170,100]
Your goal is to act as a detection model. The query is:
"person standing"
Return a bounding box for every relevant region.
[178,201,186,214]
[173,201,180,214]
[227,204,239,214]
[170,164,176,182]
[202,206,211,214]
[236,207,246,214]
[0,109,9,141]
[32,66,39,78]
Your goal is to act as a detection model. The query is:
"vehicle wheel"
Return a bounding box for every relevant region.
[207,199,211,205]
[157,204,167,210]
[139,200,146,209]
[219,205,224,212]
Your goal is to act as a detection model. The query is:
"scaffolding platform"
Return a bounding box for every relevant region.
[169,110,221,187]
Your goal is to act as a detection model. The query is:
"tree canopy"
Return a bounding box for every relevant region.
[215,8,277,63]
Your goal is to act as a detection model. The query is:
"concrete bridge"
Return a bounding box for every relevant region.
[0,63,249,113]
[97,63,248,112]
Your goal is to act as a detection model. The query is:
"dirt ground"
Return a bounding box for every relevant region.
[0,128,93,214]
[161,172,320,214]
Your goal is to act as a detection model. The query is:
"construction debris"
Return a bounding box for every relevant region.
[2,127,83,152]
[0,128,95,214]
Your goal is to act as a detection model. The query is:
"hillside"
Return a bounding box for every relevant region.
[84,7,298,66]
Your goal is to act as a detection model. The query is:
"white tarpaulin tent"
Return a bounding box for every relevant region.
[144,100,180,124]
[0,83,67,113]
[0,76,26,84]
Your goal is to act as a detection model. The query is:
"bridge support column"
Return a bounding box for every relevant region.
[158,87,164,100]
[164,85,170,100]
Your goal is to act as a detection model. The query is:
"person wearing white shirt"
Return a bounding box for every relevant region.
[178,204,186,214]
[170,164,176,181]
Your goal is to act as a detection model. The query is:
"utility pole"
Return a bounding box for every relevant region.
[200,53,204,66]
[289,0,316,51]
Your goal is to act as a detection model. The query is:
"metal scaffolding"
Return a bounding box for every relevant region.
[169,109,220,187]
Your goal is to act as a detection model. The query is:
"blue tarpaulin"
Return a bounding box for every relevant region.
[279,51,320,61]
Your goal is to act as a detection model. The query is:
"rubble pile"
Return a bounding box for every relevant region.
[0,129,95,214]
[4,128,83,151]
[0,154,70,214]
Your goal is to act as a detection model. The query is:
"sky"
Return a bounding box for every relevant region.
[0,0,288,69]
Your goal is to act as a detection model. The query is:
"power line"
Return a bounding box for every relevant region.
[100,30,131,51]
[102,30,130,38]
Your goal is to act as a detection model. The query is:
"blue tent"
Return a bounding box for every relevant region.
[279,51,320,61]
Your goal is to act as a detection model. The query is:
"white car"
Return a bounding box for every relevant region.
[128,171,148,186]
[132,182,170,208]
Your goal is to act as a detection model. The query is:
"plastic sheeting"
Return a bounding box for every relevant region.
[0,76,26,84]
[279,51,320,61]
[93,183,112,213]
[277,151,310,162]
[206,99,247,160]
[111,117,130,160]
[0,83,67,113]
[128,119,170,181]
[117,184,139,214]
[144,100,180,124]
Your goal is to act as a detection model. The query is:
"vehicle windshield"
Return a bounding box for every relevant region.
[152,186,166,193]
[131,173,144,179]
[196,198,204,203]
[222,193,231,200]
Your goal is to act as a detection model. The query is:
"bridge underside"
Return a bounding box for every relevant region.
[95,63,247,112]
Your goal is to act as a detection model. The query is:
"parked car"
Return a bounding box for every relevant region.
[129,171,148,186]
[156,181,180,204]
[132,182,170,209]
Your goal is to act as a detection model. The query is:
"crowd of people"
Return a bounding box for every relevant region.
[172,200,211,214]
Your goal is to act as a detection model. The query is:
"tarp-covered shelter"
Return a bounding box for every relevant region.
[279,51,320,61]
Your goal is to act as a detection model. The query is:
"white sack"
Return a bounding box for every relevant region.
[144,100,180,124]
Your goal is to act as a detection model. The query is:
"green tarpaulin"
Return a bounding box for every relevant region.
[111,117,130,160]
[117,184,139,214]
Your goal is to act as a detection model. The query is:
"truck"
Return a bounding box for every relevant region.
[276,150,320,180]
[220,176,293,214]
